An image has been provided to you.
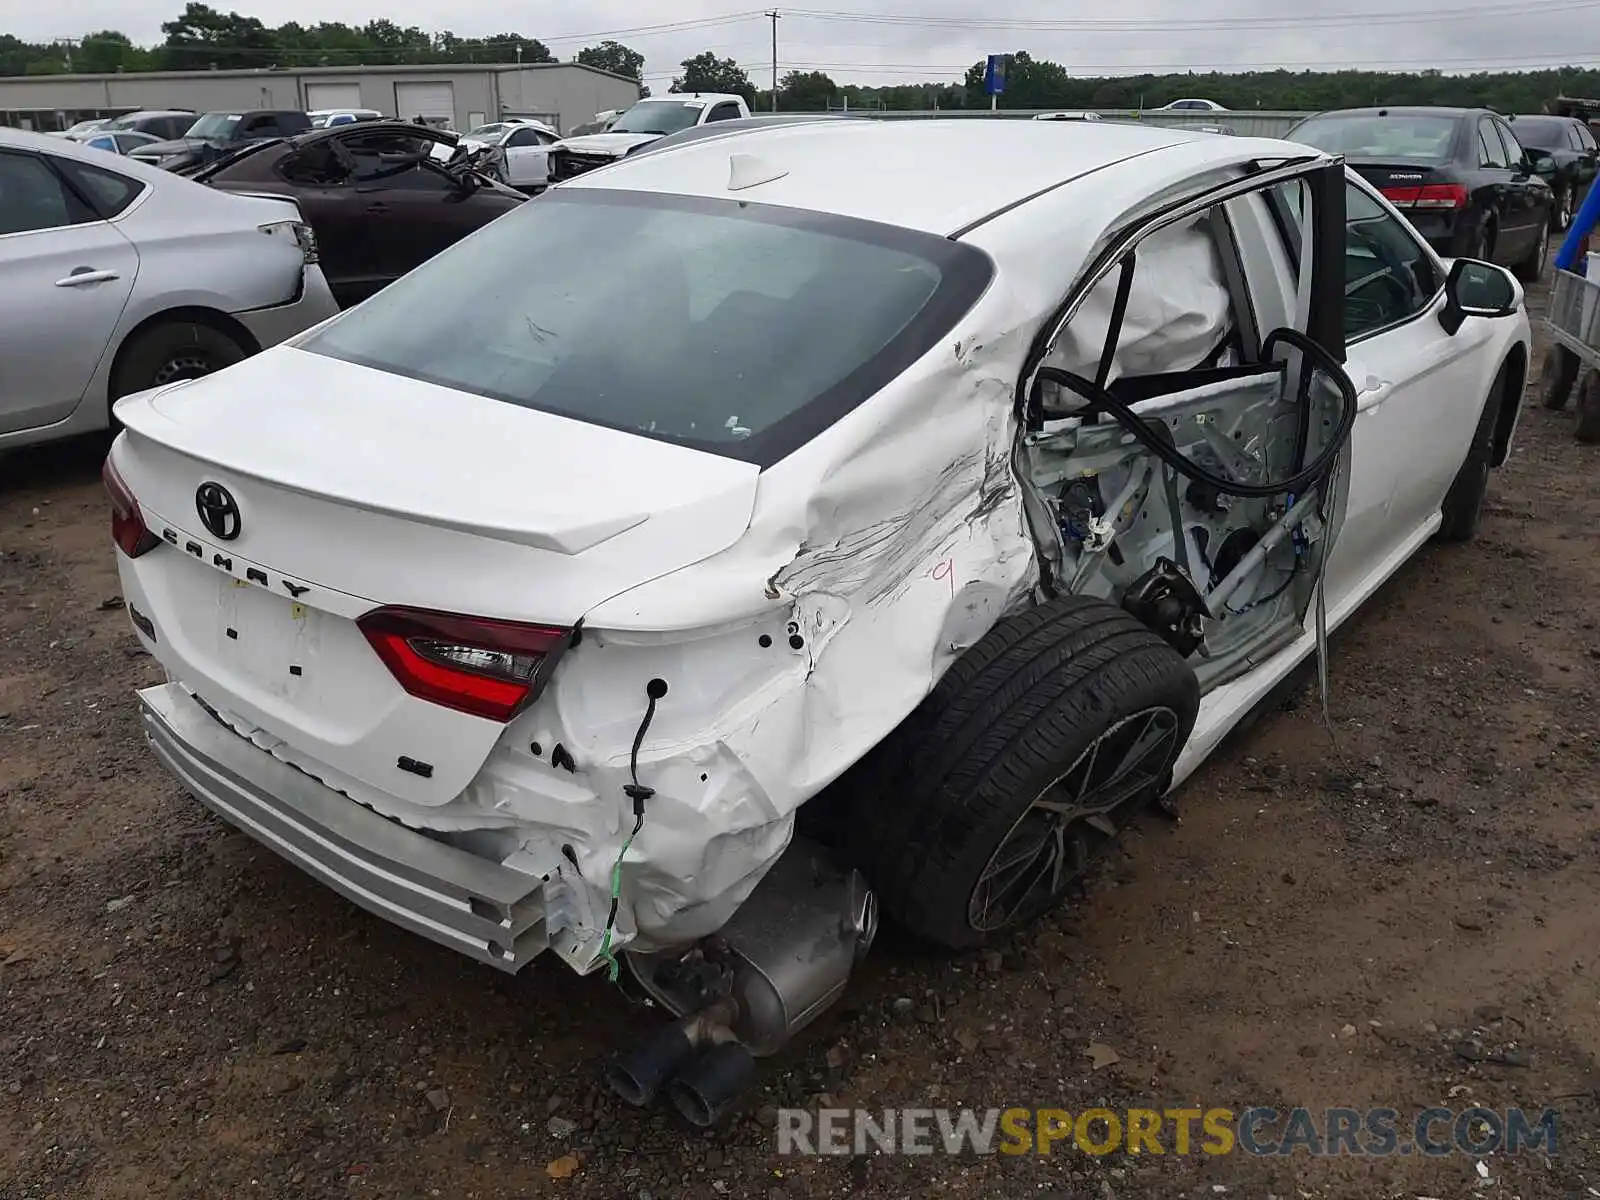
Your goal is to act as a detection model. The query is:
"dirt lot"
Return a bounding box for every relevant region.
[2,274,1598,1200]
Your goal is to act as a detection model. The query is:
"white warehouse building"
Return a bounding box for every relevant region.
[0,61,641,136]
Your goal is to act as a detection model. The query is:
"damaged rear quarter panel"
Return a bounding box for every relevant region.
[542,279,1045,949]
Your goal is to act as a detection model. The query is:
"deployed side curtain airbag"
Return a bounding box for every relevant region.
[1043,214,1233,385]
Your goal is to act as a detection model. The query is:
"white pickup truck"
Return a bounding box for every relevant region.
[547,93,752,183]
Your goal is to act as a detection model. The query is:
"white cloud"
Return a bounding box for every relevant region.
[19,0,1599,86]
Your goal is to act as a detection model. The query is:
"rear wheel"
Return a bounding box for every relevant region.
[1543,345,1581,411]
[1437,363,1508,542]
[1554,185,1575,231]
[1576,368,1600,444]
[1466,222,1492,261]
[112,320,248,417]
[832,596,1199,950]
[1513,219,1548,283]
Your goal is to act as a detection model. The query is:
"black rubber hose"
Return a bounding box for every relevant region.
[1031,326,1357,500]
[603,1022,699,1107]
[666,1042,760,1127]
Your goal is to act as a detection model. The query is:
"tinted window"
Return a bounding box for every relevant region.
[278,142,349,186]
[1505,117,1566,150]
[1291,114,1457,161]
[1494,121,1525,167]
[707,103,742,123]
[0,152,96,235]
[55,157,145,217]
[86,135,116,152]
[1478,120,1511,168]
[1579,124,1598,152]
[299,190,992,464]
[506,127,541,148]
[1344,183,1440,339]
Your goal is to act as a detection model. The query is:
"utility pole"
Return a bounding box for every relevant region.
[766,10,780,111]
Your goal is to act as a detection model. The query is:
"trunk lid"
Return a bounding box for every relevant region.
[1345,159,1461,211]
[111,346,759,805]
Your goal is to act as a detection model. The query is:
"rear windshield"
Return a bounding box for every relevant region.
[1506,117,1568,149]
[1290,114,1457,161]
[299,189,992,466]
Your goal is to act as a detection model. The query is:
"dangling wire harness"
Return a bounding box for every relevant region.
[597,677,668,982]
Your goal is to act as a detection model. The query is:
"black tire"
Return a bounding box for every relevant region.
[1575,368,1600,444]
[1437,363,1508,542]
[1513,218,1548,283]
[112,320,248,409]
[1553,184,1574,232]
[834,596,1199,950]
[1543,344,1581,411]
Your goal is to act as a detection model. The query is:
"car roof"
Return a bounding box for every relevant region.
[0,124,203,184]
[564,118,1223,235]
[641,93,744,104]
[1303,106,1480,120]
[119,109,195,118]
[292,119,450,144]
[629,113,866,155]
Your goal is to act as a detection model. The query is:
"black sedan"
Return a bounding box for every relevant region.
[186,122,526,309]
[1287,106,1555,280]
[1506,113,1598,231]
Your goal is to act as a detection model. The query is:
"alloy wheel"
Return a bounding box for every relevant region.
[150,354,213,387]
[966,706,1180,933]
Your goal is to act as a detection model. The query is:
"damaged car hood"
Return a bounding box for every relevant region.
[554,132,661,157]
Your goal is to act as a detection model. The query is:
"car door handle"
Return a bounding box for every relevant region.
[54,268,120,287]
[365,202,390,215]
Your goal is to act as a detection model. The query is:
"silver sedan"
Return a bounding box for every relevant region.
[0,127,339,451]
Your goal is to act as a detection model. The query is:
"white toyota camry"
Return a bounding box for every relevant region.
[104,118,1529,1124]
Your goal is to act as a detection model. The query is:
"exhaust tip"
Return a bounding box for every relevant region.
[602,1057,652,1108]
[601,1021,697,1108]
[666,1042,759,1127]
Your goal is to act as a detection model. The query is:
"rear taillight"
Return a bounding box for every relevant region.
[260,218,319,265]
[102,456,159,558]
[1381,183,1468,210]
[357,607,570,723]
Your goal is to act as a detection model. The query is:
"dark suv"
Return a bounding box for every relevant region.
[101,110,196,141]
[127,109,313,172]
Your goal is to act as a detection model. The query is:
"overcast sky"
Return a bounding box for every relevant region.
[15,0,1598,87]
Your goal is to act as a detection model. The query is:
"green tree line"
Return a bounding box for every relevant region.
[6,9,1600,117]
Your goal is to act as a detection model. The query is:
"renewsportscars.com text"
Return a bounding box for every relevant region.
[777,1106,1559,1157]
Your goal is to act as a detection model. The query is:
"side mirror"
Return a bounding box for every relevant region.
[1528,151,1557,176]
[1439,258,1518,335]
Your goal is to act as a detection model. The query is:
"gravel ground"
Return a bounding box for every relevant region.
[2,271,1598,1200]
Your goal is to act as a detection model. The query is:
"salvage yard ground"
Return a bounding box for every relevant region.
[1,272,1598,1199]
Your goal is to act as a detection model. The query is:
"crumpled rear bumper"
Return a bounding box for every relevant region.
[139,681,548,972]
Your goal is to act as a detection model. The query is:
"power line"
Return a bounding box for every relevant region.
[785,0,1600,31]
[49,13,769,58]
[763,51,1600,75]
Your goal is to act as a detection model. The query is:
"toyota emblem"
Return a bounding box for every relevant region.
[195,482,241,541]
